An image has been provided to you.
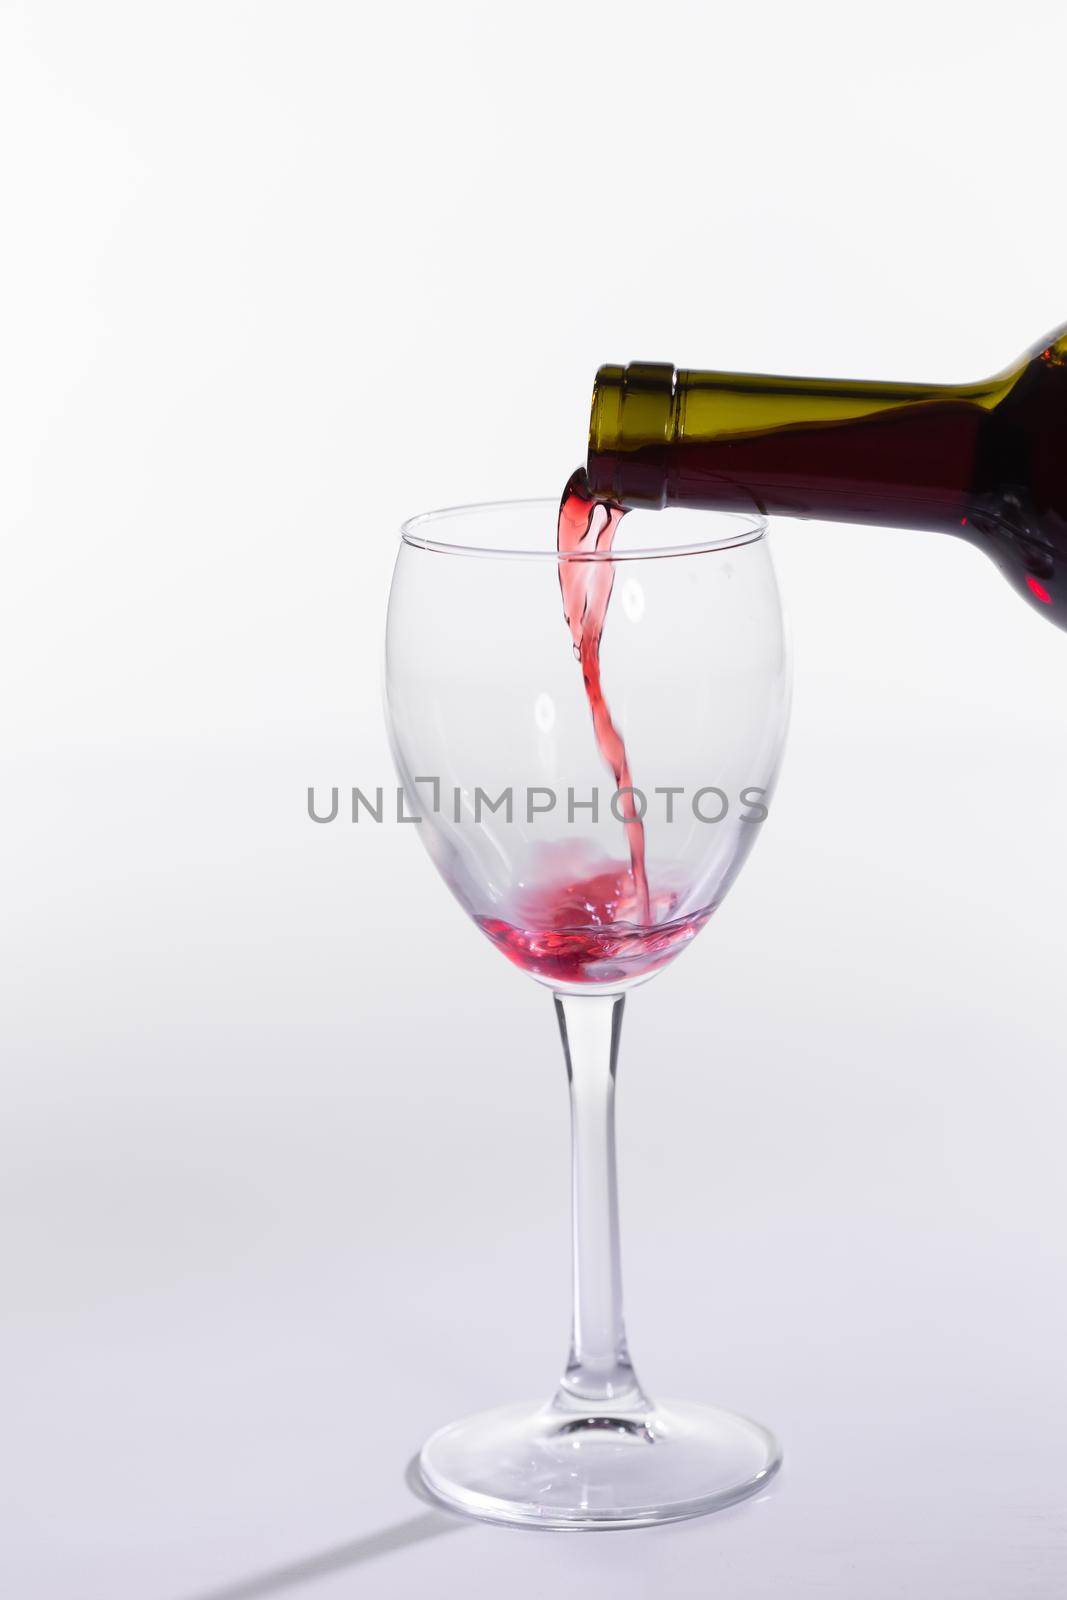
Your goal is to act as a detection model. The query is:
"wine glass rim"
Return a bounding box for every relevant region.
[399,497,767,561]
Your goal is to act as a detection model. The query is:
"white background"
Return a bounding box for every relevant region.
[3,2,1067,1595]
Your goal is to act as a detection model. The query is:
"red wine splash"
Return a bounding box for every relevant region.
[475,469,699,985]
[478,856,708,985]
[556,466,651,925]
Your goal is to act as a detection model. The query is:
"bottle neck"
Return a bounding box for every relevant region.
[587,360,1019,533]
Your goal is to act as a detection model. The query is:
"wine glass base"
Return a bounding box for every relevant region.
[418,1396,781,1530]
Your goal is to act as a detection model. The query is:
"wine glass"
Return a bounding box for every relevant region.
[385,496,790,1528]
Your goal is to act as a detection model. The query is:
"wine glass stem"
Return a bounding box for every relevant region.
[554,991,647,1411]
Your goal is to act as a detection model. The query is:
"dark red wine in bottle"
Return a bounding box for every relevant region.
[585,326,1067,628]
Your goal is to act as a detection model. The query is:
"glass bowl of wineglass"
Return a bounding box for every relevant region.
[385,488,790,1528]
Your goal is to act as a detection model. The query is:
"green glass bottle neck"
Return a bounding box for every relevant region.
[585,357,1024,526]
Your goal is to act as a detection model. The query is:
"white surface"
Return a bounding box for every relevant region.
[3,3,1067,1595]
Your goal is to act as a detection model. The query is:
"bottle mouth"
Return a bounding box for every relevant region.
[399,498,765,561]
[587,362,679,508]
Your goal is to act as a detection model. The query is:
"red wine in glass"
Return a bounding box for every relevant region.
[556,467,649,919]
[475,469,697,985]
[477,846,711,985]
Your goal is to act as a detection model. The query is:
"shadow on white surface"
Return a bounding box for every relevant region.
[177,1456,782,1599]
[179,1467,466,1600]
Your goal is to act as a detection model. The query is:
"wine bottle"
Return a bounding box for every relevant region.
[586,327,1067,627]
